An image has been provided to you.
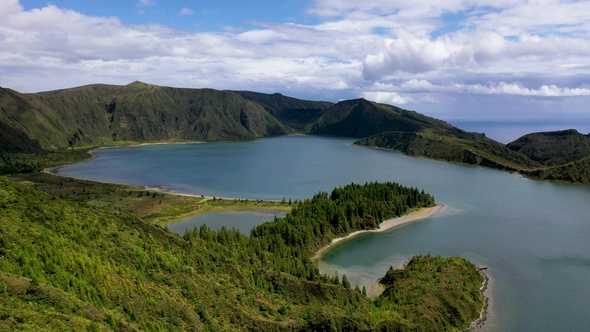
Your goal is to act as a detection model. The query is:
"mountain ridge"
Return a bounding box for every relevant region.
[506,129,590,165]
[2,82,590,183]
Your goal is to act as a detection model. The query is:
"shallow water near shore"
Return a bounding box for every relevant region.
[166,210,287,235]
[58,136,590,332]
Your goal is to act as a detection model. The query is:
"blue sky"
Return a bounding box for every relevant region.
[3,0,590,141]
[19,0,313,31]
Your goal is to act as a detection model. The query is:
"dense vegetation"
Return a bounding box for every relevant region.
[507,129,590,166]
[231,91,332,131]
[2,82,590,183]
[356,129,540,171]
[0,83,292,152]
[0,149,93,175]
[304,98,461,139]
[520,157,590,184]
[7,171,292,225]
[0,177,484,331]
[375,256,484,331]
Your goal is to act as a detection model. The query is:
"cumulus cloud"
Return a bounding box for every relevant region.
[361,91,415,105]
[1,0,590,121]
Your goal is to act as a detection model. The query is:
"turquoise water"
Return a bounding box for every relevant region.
[58,136,590,331]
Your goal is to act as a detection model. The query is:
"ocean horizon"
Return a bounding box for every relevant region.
[449,119,590,144]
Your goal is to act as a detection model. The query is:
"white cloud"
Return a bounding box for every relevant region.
[392,80,590,97]
[179,8,193,16]
[1,0,590,121]
[462,82,590,97]
[0,0,22,15]
[362,91,414,105]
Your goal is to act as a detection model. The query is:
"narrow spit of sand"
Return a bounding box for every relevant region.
[313,204,444,261]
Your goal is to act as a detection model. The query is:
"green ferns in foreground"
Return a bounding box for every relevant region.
[0,177,482,331]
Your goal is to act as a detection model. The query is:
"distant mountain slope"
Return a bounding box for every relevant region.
[356,129,540,171]
[0,87,63,152]
[521,157,590,184]
[3,82,590,184]
[0,119,42,153]
[231,91,333,130]
[507,129,590,165]
[0,82,293,150]
[306,98,539,170]
[36,82,293,144]
[304,98,445,137]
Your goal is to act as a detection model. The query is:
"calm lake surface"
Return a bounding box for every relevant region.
[167,210,287,235]
[58,136,590,332]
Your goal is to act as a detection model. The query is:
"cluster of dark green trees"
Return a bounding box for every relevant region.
[249,182,434,274]
[0,177,482,331]
[0,156,39,174]
[0,149,93,176]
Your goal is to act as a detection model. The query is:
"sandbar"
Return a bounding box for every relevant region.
[313,204,444,260]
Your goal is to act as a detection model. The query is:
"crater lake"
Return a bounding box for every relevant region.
[57,136,590,332]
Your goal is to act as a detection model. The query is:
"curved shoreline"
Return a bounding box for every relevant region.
[313,204,445,260]
[43,143,243,201]
[464,269,490,331]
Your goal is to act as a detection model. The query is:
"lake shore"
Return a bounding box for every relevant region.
[313,204,445,261]
[465,268,491,331]
[43,143,235,200]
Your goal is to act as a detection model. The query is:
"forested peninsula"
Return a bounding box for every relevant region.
[0,176,485,331]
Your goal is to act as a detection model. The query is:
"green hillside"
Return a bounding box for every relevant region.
[520,157,590,184]
[3,82,590,184]
[507,129,590,165]
[231,91,333,130]
[356,129,540,171]
[304,98,446,138]
[302,98,539,170]
[0,178,485,331]
[0,83,293,151]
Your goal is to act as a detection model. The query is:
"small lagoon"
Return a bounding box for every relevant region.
[166,210,287,235]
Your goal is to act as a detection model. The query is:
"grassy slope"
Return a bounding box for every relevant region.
[507,129,590,165]
[504,129,590,183]
[304,99,439,138]
[520,157,590,184]
[231,91,333,131]
[8,171,292,226]
[303,98,537,171]
[0,83,293,151]
[3,82,590,184]
[0,177,485,331]
[356,129,540,171]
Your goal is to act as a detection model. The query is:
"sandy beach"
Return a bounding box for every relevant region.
[313,204,444,260]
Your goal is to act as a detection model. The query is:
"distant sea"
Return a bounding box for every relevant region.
[449,119,590,143]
